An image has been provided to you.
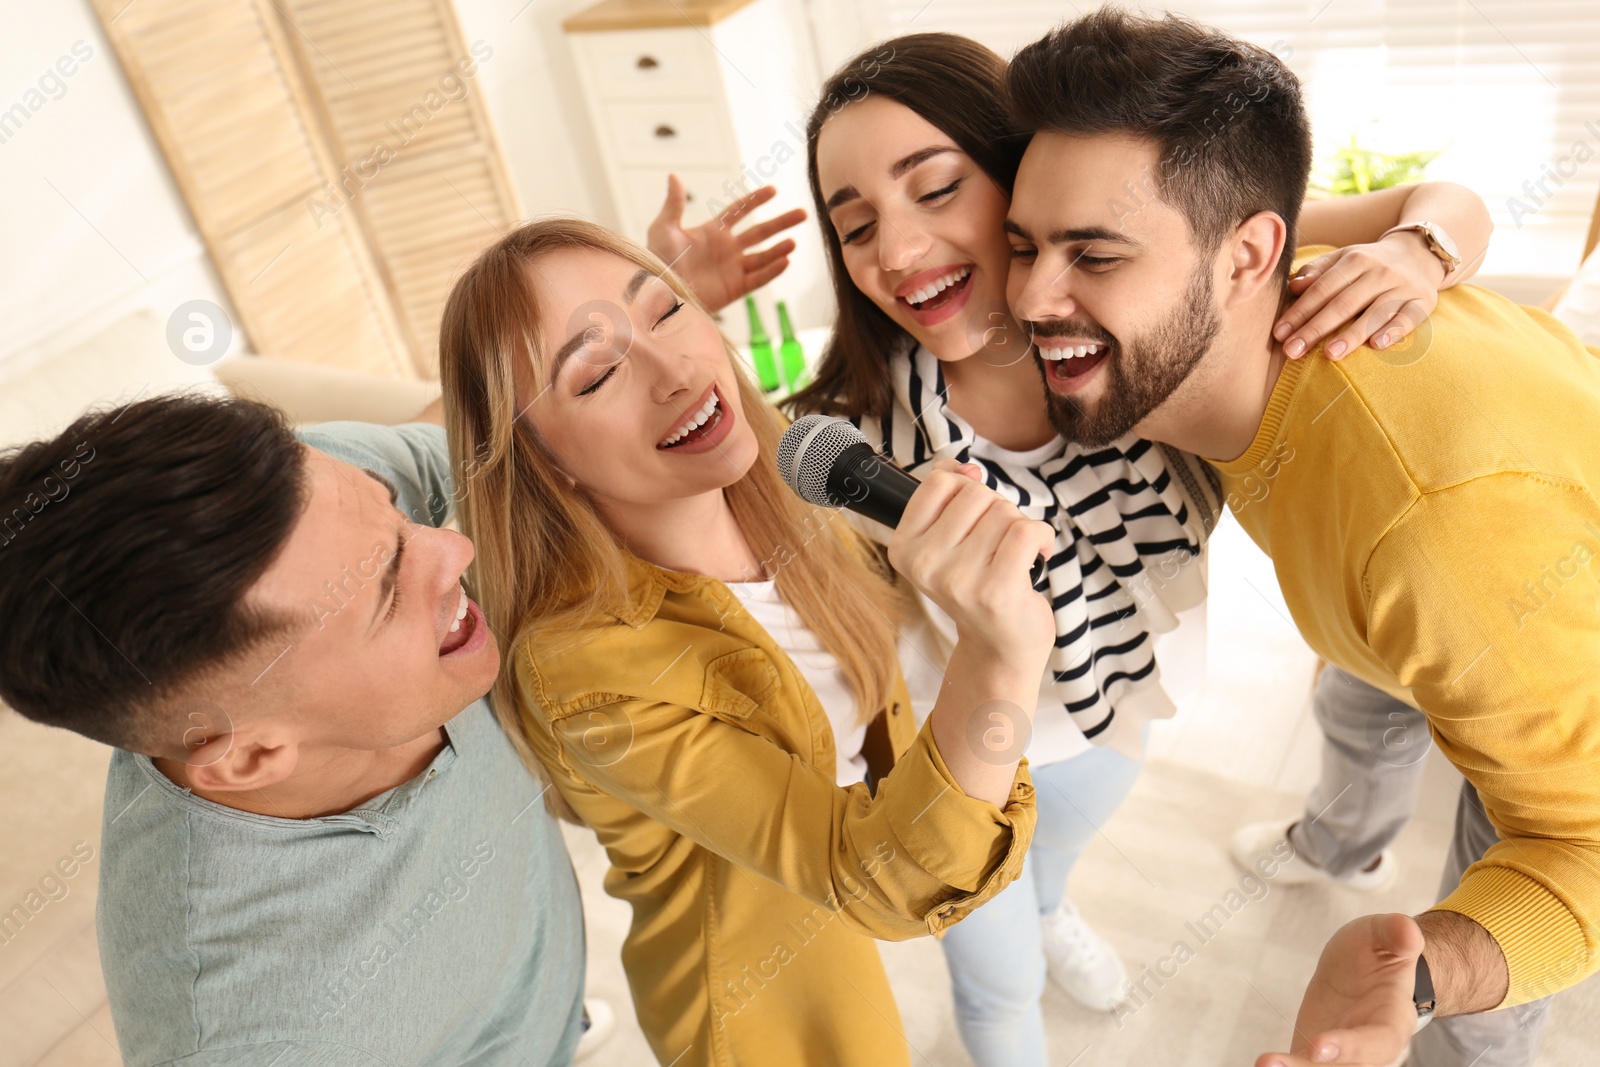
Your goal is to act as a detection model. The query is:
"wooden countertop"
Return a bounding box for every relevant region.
[563,0,761,32]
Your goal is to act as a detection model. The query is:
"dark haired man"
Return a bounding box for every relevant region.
[1004,10,1600,1067]
[0,395,587,1065]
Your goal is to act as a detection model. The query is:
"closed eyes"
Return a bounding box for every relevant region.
[576,300,685,396]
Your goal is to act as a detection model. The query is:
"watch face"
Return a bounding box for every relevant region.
[1424,223,1462,265]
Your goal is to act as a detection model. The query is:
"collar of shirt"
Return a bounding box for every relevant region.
[131,707,474,837]
[608,551,728,629]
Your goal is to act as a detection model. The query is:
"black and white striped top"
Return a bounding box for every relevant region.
[852,345,1223,764]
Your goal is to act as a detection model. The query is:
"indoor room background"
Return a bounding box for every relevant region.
[2,1,1598,1064]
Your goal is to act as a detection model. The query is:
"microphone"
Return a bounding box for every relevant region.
[776,414,1047,587]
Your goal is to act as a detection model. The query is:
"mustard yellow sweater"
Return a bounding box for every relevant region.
[1215,248,1600,1007]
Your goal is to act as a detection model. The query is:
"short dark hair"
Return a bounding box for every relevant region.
[1007,9,1313,278]
[0,393,308,752]
[789,33,1030,422]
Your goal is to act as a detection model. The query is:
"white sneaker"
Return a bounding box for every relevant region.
[575,997,615,1062]
[1230,818,1399,893]
[1039,899,1129,1012]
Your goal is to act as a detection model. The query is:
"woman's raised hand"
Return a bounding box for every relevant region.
[887,459,1055,672]
[646,175,807,313]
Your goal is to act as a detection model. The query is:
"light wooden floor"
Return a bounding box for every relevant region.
[5,516,1597,1066]
[0,717,118,1067]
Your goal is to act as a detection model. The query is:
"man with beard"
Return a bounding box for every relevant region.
[1003,10,1600,1067]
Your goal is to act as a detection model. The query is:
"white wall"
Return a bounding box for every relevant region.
[0,0,619,380]
[0,1,234,376]
[452,0,614,224]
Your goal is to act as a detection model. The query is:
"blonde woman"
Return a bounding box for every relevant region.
[438,217,1057,1067]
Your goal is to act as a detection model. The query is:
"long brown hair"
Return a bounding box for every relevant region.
[439,218,906,803]
[786,33,1029,422]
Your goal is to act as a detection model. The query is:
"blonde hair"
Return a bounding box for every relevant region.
[438,218,906,813]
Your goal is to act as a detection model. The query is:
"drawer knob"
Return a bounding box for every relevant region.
[653,124,677,139]
[636,54,659,69]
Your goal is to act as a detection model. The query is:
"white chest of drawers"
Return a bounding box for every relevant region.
[564,0,829,340]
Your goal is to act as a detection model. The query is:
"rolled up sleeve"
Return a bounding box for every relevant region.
[526,674,1035,942]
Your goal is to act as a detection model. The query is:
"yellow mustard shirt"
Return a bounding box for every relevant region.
[1214,246,1600,1006]
[512,552,1037,1067]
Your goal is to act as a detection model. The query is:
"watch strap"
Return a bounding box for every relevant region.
[1414,951,1437,1031]
[1381,221,1463,282]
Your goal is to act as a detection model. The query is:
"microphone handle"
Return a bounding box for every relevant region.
[827,444,1048,588]
[827,443,916,527]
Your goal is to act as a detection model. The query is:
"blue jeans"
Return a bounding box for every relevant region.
[939,745,1144,1067]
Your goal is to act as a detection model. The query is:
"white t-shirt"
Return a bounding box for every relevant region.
[727,579,944,787]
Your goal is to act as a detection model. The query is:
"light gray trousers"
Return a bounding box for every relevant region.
[1287,666,1551,1067]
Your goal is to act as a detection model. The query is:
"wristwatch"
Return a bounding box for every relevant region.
[1380,221,1464,284]
[1414,952,1437,1032]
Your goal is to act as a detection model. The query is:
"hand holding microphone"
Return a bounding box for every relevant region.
[778,415,1055,672]
[779,415,1054,805]
[891,459,1057,670]
[776,415,1049,584]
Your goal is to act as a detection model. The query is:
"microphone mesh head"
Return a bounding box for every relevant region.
[776,414,869,507]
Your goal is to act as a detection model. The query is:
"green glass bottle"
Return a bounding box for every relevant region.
[745,296,780,393]
[777,300,805,391]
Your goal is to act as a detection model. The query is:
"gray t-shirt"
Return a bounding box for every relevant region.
[96,421,585,1067]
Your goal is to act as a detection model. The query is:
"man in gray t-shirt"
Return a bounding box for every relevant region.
[0,399,583,1066]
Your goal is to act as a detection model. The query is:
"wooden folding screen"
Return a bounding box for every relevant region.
[94,0,522,378]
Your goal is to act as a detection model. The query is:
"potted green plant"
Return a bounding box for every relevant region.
[1309,134,1442,197]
